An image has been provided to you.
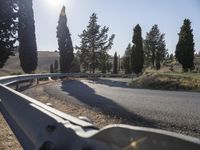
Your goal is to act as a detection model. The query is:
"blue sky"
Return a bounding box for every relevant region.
[33,0,200,56]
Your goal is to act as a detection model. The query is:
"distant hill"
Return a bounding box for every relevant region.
[0,51,59,76]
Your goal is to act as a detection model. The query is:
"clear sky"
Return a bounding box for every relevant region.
[33,0,200,56]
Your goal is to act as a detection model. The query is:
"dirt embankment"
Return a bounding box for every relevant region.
[130,72,200,91]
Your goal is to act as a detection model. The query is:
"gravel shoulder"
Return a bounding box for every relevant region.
[0,113,22,150]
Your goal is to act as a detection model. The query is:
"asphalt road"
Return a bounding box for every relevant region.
[44,78,200,137]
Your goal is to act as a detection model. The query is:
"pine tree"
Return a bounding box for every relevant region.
[0,0,18,68]
[156,34,166,70]
[106,61,110,72]
[122,43,132,74]
[18,0,38,73]
[98,27,115,73]
[144,24,167,70]
[76,13,115,73]
[70,55,81,73]
[57,6,74,73]
[131,24,144,74]
[113,52,118,74]
[175,19,195,72]
[54,60,58,73]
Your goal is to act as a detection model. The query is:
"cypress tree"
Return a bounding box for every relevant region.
[18,0,38,73]
[57,6,74,73]
[131,24,144,74]
[175,19,195,72]
[54,60,58,73]
[50,64,54,73]
[113,52,118,74]
[0,0,18,68]
[118,55,121,72]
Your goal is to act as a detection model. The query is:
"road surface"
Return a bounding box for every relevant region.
[44,78,200,137]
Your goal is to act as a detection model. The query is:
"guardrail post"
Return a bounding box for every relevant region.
[16,82,19,90]
[36,78,39,85]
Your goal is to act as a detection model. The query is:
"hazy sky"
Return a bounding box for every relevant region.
[33,0,200,56]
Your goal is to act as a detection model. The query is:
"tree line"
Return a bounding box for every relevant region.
[0,0,196,74]
[122,19,195,75]
[122,24,166,74]
[76,15,195,74]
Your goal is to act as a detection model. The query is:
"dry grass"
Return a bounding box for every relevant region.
[130,71,200,91]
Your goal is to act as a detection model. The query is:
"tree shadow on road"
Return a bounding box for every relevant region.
[87,78,131,88]
[61,80,159,129]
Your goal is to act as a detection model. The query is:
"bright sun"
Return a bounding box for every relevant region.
[44,0,63,9]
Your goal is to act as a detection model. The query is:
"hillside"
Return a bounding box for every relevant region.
[0,51,59,76]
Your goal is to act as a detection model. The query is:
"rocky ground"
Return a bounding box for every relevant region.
[0,113,22,150]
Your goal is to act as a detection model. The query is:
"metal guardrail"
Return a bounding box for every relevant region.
[0,73,134,85]
[0,73,200,150]
[0,73,88,85]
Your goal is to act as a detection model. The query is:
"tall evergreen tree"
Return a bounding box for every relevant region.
[131,24,144,74]
[118,55,121,72]
[155,34,166,70]
[0,0,18,68]
[99,28,115,73]
[77,13,99,73]
[144,24,167,70]
[122,43,132,74]
[106,61,112,72]
[113,52,118,74]
[57,6,74,73]
[70,55,81,73]
[54,60,58,73]
[175,19,195,72]
[18,0,38,73]
[76,13,115,73]
[50,64,54,73]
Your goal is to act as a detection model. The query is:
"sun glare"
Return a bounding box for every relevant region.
[44,0,63,9]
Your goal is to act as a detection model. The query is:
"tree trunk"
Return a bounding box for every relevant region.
[92,40,95,74]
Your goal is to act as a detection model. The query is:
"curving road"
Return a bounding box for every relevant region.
[44,78,200,137]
